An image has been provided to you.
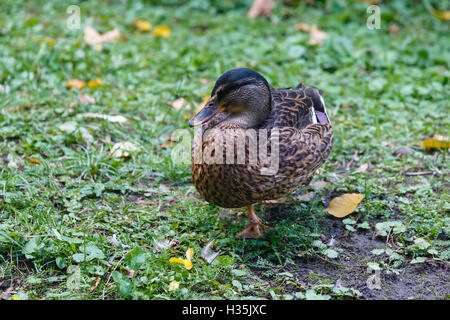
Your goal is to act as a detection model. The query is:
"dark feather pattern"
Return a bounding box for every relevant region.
[191,84,333,208]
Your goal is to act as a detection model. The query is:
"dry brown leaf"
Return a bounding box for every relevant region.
[111,142,141,158]
[355,163,369,173]
[248,0,274,18]
[134,19,152,32]
[153,25,171,38]
[295,23,310,32]
[308,25,329,46]
[357,0,378,3]
[296,23,328,46]
[83,26,122,51]
[421,135,450,149]
[78,94,96,104]
[66,79,86,90]
[393,146,413,157]
[310,180,327,190]
[89,277,101,293]
[297,191,316,202]
[168,98,186,110]
[388,24,400,34]
[324,193,363,218]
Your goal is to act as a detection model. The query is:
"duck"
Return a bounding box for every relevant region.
[189,68,333,238]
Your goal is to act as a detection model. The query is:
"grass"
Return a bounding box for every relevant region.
[0,0,449,300]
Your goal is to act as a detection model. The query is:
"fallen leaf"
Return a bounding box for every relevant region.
[186,248,194,261]
[83,26,122,51]
[168,98,186,110]
[27,158,42,165]
[355,163,369,173]
[324,193,363,218]
[421,135,450,149]
[111,142,141,158]
[36,37,57,46]
[388,24,399,34]
[89,277,101,293]
[169,257,193,270]
[78,94,96,104]
[432,10,450,21]
[308,24,329,46]
[295,23,328,46]
[310,180,327,190]
[58,122,77,134]
[169,248,194,270]
[83,113,128,123]
[66,79,86,90]
[87,78,102,88]
[357,0,378,3]
[168,280,179,291]
[295,23,310,32]
[393,146,413,157]
[297,191,316,202]
[134,19,152,32]
[153,25,171,38]
[248,0,274,18]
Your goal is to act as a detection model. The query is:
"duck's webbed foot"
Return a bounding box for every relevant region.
[237,205,272,239]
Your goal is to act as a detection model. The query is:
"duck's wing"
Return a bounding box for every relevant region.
[267,84,329,130]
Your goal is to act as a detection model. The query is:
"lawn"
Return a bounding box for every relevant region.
[0,0,448,300]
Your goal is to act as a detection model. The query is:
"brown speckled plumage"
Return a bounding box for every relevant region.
[191,80,333,209]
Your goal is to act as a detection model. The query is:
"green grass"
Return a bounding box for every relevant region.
[0,0,449,300]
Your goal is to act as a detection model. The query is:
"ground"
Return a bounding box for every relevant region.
[0,0,449,300]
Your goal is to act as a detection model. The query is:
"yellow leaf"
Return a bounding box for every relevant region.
[432,10,450,21]
[324,193,363,218]
[186,248,194,261]
[421,135,450,149]
[169,257,193,270]
[36,37,57,46]
[134,19,152,32]
[195,95,210,114]
[87,78,102,88]
[27,158,42,165]
[12,296,21,300]
[153,25,171,38]
[168,280,179,291]
[66,79,86,90]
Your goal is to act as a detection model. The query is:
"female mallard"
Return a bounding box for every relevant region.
[189,68,333,238]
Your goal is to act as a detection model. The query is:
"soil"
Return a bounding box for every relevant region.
[257,204,450,300]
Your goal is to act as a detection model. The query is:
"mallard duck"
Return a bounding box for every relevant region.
[189,68,333,238]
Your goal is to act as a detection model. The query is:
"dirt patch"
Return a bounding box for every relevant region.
[259,206,449,300]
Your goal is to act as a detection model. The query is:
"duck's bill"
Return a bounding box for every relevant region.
[189,102,225,127]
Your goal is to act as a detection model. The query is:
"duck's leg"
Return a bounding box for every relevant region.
[237,205,272,239]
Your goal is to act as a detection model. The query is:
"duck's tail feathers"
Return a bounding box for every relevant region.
[304,86,330,124]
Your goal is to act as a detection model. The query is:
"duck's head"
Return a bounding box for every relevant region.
[189,68,272,129]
